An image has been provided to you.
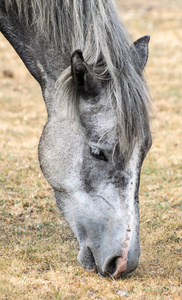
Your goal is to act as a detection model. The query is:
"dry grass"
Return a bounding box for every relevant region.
[0,0,181,299]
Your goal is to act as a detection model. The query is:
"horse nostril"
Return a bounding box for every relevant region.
[105,256,118,276]
[78,246,96,271]
[105,256,127,278]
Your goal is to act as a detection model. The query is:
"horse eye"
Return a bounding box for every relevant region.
[90,146,107,161]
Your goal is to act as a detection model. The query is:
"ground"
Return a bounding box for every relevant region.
[0,0,181,299]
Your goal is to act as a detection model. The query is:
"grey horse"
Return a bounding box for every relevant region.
[0,0,152,278]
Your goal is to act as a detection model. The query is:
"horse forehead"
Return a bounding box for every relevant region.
[79,95,117,135]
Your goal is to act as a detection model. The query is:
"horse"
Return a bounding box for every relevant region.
[0,0,152,278]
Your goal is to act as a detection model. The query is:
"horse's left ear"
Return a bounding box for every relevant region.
[131,35,150,71]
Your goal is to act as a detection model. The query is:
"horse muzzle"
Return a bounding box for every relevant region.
[78,231,140,278]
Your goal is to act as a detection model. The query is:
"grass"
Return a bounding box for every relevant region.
[0,0,181,299]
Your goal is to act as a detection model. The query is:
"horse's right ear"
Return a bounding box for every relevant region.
[71,50,102,95]
[71,50,88,87]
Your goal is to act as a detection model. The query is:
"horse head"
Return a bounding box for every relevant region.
[1,0,152,278]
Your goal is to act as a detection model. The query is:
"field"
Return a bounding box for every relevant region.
[0,0,181,299]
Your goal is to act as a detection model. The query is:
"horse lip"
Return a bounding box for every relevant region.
[85,266,96,273]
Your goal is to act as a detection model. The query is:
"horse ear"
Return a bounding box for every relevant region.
[71,49,102,95]
[131,35,150,71]
[71,50,88,87]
